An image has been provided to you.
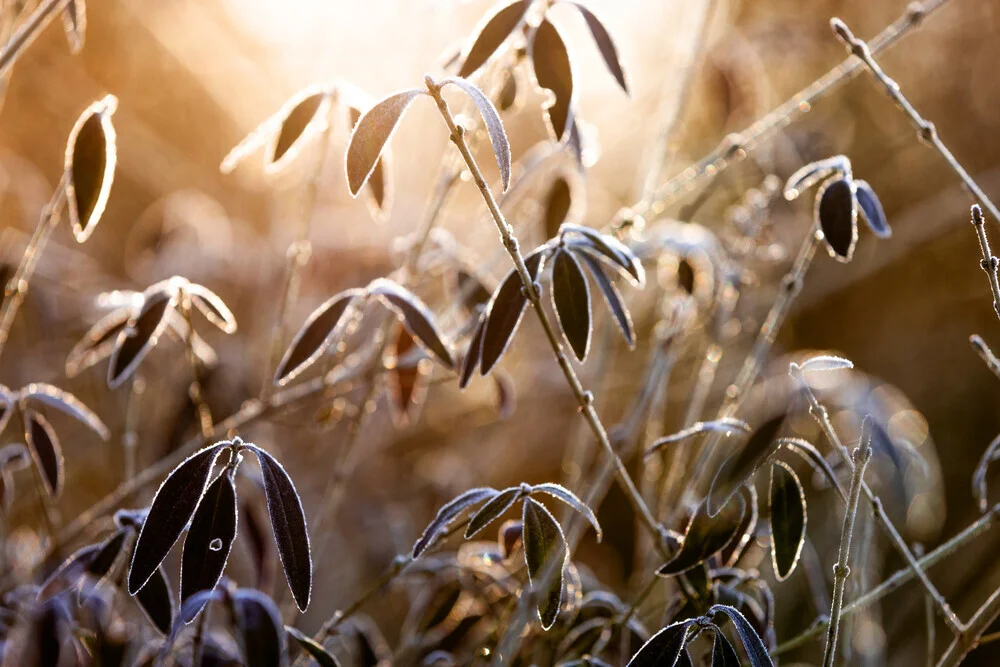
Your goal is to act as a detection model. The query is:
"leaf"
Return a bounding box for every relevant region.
[551,249,592,361]
[441,77,511,191]
[569,2,629,93]
[816,176,857,262]
[233,589,287,667]
[180,472,238,611]
[286,626,341,667]
[543,176,572,240]
[184,282,238,334]
[561,223,644,286]
[974,433,1000,513]
[457,0,531,78]
[657,493,746,576]
[493,369,516,420]
[275,289,360,385]
[459,314,486,390]
[66,307,131,377]
[0,443,30,471]
[412,487,499,557]
[128,442,228,594]
[109,288,177,389]
[249,446,312,612]
[530,19,574,141]
[87,528,128,579]
[268,88,331,173]
[779,438,841,496]
[645,419,750,459]
[368,279,454,369]
[782,157,844,201]
[625,620,692,667]
[65,95,118,243]
[481,250,547,375]
[794,355,853,373]
[0,386,13,435]
[529,483,602,542]
[719,485,758,569]
[385,328,431,428]
[855,179,891,239]
[347,106,393,220]
[135,565,175,636]
[38,543,101,600]
[465,486,521,538]
[708,605,773,667]
[19,382,110,440]
[712,628,742,667]
[346,88,425,195]
[24,410,64,499]
[522,497,568,629]
[61,0,86,54]
[179,589,224,625]
[708,414,785,516]
[769,461,806,581]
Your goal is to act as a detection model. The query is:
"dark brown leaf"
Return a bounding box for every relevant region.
[816,176,857,262]
[708,605,773,667]
[269,89,330,172]
[569,2,629,93]
[708,414,785,516]
[346,88,424,195]
[275,289,360,385]
[286,626,340,667]
[181,472,238,611]
[87,528,128,579]
[561,223,644,285]
[66,307,131,377]
[128,442,228,594]
[457,0,531,78]
[712,629,742,667]
[348,106,392,220]
[530,19,574,141]
[65,95,117,243]
[551,249,592,361]
[109,287,177,389]
[626,620,691,667]
[575,250,634,348]
[658,493,746,576]
[24,410,64,499]
[465,486,521,538]
[769,461,806,581]
[543,176,572,240]
[522,497,567,629]
[459,314,486,390]
[135,565,175,636]
[249,446,312,612]
[720,485,758,567]
[481,250,547,375]
[38,543,101,600]
[855,179,891,239]
[369,279,454,369]
[412,487,499,558]
[441,77,511,191]
[232,589,287,667]
[498,68,518,111]
[386,328,431,428]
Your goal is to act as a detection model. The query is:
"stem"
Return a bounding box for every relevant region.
[123,374,145,481]
[190,605,208,667]
[822,424,873,667]
[937,588,1000,666]
[0,178,66,363]
[180,295,213,440]
[830,19,1000,227]
[0,0,70,80]
[970,334,1000,382]
[969,206,1000,322]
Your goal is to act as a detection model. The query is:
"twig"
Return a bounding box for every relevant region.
[822,422,873,667]
[831,18,1000,226]
[0,0,71,80]
[970,334,1000,382]
[937,587,1000,666]
[969,206,1000,322]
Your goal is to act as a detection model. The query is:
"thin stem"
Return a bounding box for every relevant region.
[0,0,70,80]
[122,374,145,481]
[0,179,66,364]
[822,424,873,667]
[190,605,208,667]
[969,206,1000,322]
[970,334,1000,382]
[180,296,213,440]
[937,588,1000,666]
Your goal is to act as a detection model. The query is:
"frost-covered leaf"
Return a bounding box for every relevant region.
[551,249,592,361]
[65,95,118,243]
[457,0,531,78]
[769,461,806,581]
[346,89,425,195]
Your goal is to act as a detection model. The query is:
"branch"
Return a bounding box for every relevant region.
[969,206,1000,322]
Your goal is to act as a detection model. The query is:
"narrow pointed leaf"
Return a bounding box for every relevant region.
[135,566,174,636]
[551,249,592,361]
[109,289,177,389]
[128,442,228,594]
[570,2,629,93]
[286,626,341,667]
[561,223,644,286]
[249,446,312,612]
[66,307,131,377]
[645,419,750,459]
[529,483,601,542]
[465,486,520,538]
[457,0,531,78]
[721,485,759,567]
[481,250,547,375]
[522,497,567,629]
[184,282,237,334]
[385,329,431,428]
[626,620,692,667]
[233,589,287,667]
[780,438,842,497]
[769,461,806,581]
[782,157,844,201]
[708,414,785,516]
[441,77,511,191]
[268,88,331,173]
[574,249,633,347]
[795,355,853,373]
[181,472,238,609]
[712,628,742,667]
[543,176,572,240]
[20,383,110,440]
[369,279,454,369]
[530,19,574,141]
[708,605,773,667]
[854,179,891,238]
[459,314,486,390]
[38,543,101,600]
[348,105,392,220]
[275,289,360,385]
[658,494,746,576]
[65,95,118,243]
[179,589,224,625]
[816,176,857,262]
[412,487,499,557]
[87,529,128,579]
[24,410,64,499]
[346,89,424,195]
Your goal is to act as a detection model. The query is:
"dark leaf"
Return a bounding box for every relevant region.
[816,176,857,262]
[181,472,238,610]
[61,0,86,54]
[626,620,692,667]
[369,279,454,369]
[561,223,644,285]
[551,249,592,361]
[530,483,602,541]
[677,258,696,295]
[66,307,131,377]
[712,628,742,667]
[459,314,486,390]
[575,250,634,348]
[287,625,340,667]
[242,499,272,590]
[38,543,101,600]
[249,446,312,612]
[109,288,177,389]
[65,95,117,243]
[543,176,572,240]
[481,250,547,375]
[0,442,29,471]
[348,106,392,220]
[782,157,842,200]
[386,328,431,428]
[569,2,629,93]
[233,589,287,667]
[454,268,492,313]
[275,289,360,385]
[179,588,224,625]
[412,487,499,557]
[854,179,891,239]
[346,88,424,195]
[720,485,758,567]
[645,419,750,460]
[769,461,806,581]
[708,605,773,667]
[23,410,64,499]
[780,437,842,497]
[708,414,785,516]
[135,565,175,636]
[270,89,330,172]
[531,19,574,141]
[184,282,238,334]
[20,382,110,440]
[465,486,521,538]
[442,77,511,191]
[522,497,567,629]
[457,0,531,78]
[676,649,694,667]
[658,493,746,576]
[128,442,228,594]
[498,68,518,111]
[87,528,128,579]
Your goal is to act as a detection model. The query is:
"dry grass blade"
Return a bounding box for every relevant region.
[65,94,117,243]
[530,19,574,141]
[457,0,530,78]
[345,88,425,195]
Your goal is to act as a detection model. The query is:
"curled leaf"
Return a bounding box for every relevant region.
[347,106,392,220]
[561,223,644,286]
[346,88,425,196]
[441,77,511,191]
[782,156,846,201]
[816,176,857,262]
[657,493,746,576]
[412,487,499,558]
[24,410,64,499]
[19,383,110,440]
[530,483,602,542]
[645,419,750,460]
[457,0,531,78]
[180,472,238,612]
[275,289,360,386]
[66,307,131,377]
[855,179,891,239]
[569,2,629,93]
[551,249,592,361]
[522,497,568,629]
[973,433,1000,513]
[184,282,237,334]
[65,94,118,243]
[769,461,806,581]
[369,279,454,369]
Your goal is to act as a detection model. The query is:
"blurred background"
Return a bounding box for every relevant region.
[2,0,1000,664]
